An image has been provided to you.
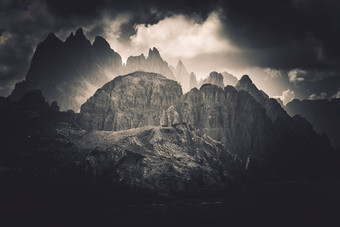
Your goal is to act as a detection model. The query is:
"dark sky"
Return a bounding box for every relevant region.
[1,0,340,103]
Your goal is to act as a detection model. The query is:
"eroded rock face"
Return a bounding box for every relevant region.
[164,82,333,178]
[78,72,182,131]
[167,84,269,163]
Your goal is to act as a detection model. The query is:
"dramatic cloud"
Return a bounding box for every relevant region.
[128,12,234,59]
[308,92,327,100]
[274,89,295,105]
[1,0,340,99]
[288,69,306,83]
[264,68,283,80]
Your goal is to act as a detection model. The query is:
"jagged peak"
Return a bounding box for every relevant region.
[190,72,196,77]
[148,47,161,59]
[65,32,75,42]
[209,71,221,77]
[44,33,62,44]
[93,36,111,50]
[177,59,183,66]
[239,74,253,84]
[75,28,85,37]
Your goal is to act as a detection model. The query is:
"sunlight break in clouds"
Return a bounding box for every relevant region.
[129,12,235,59]
[274,89,295,105]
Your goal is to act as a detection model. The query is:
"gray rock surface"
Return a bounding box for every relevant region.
[78,71,182,131]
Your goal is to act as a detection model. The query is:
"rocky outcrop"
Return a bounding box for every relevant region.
[9,28,123,111]
[199,72,224,88]
[125,47,175,80]
[164,81,333,178]
[78,72,182,131]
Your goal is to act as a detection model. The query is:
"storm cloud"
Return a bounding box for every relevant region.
[1,0,340,99]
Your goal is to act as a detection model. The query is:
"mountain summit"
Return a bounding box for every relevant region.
[9,29,123,111]
[125,47,175,80]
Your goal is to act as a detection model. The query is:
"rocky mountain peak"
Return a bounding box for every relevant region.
[239,74,252,85]
[45,33,62,44]
[148,47,161,60]
[93,36,111,50]
[78,71,182,131]
[65,27,91,48]
[176,59,184,67]
[75,28,85,38]
[236,74,268,105]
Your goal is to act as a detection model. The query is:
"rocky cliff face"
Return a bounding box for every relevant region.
[77,71,333,179]
[199,72,224,88]
[125,48,175,80]
[163,77,333,178]
[78,71,182,131]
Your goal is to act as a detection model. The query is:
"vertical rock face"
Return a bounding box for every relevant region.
[167,84,270,163]
[164,79,333,177]
[78,72,182,131]
[125,47,175,80]
[199,72,224,88]
[9,28,123,111]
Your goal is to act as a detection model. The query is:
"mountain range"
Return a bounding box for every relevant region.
[1,28,339,225]
[9,28,231,111]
